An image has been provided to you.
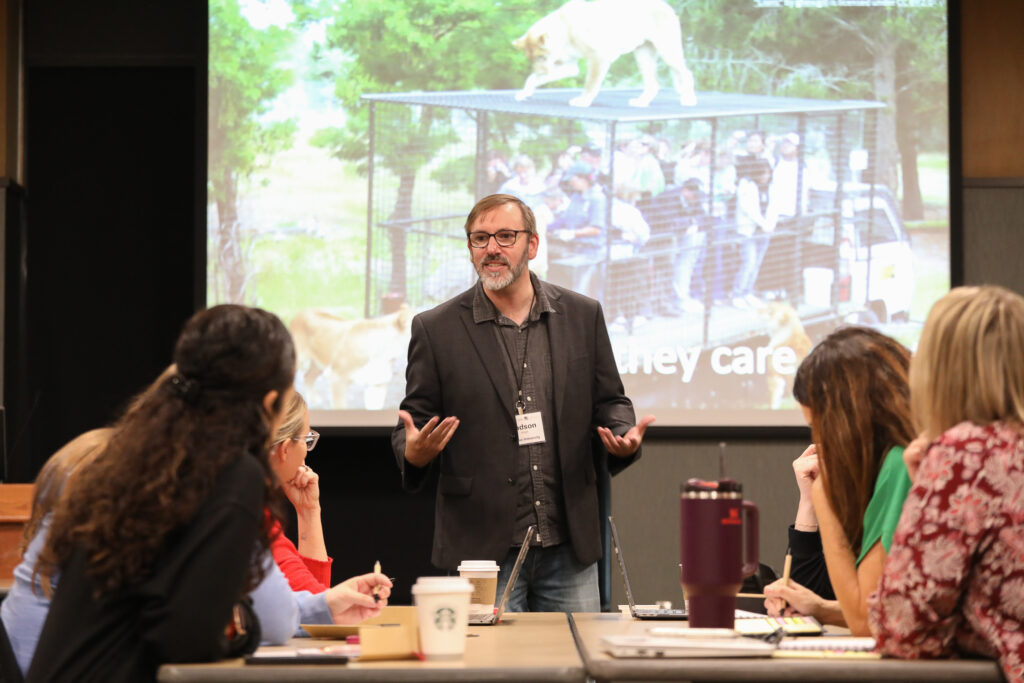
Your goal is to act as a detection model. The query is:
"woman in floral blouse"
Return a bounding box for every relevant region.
[869,285,1024,683]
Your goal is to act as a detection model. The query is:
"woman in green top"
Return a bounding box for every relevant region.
[764,326,916,635]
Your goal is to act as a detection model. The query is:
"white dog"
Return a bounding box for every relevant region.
[291,305,412,410]
[758,301,813,410]
[513,0,697,108]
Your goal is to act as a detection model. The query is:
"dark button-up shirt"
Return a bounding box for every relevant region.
[472,272,567,547]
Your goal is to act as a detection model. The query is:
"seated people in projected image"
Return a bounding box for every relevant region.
[605,183,652,334]
[548,163,609,300]
[499,154,547,207]
[613,136,665,199]
[642,177,713,316]
[767,133,810,226]
[393,193,655,613]
[762,326,915,636]
[730,158,774,310]
[869,286,1024,683]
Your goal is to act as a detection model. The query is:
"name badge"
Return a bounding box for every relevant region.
[515,411,546,445]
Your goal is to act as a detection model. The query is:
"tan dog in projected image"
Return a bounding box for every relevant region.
[513,0,697,108]
[290,305,413,410]
[759,301,813,410]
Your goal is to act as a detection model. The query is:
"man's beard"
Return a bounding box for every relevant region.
[476,249,528,291]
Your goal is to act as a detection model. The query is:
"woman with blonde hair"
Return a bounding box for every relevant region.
[260,390,393,629]
[266,390,330,592]
[870,285,1024,683]
[0,429,110,677]
[764,326,915,634]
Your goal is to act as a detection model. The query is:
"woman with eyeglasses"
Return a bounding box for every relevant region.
[267,391,330,593]
[260,390,393,631]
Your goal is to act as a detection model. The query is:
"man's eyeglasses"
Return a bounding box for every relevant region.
[293,430,319,451]
[467,230,530,249]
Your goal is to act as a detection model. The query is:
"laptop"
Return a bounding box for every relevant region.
[608,516,819,630]
[608,515,688,620]
[601,633,775,659]
[469,524,534,625]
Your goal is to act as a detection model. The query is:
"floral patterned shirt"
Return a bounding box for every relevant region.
[868,421,1024,682]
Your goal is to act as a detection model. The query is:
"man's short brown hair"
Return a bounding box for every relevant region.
[464,194,536,235]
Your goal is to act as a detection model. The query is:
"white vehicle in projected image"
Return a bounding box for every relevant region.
[806,183,914,326]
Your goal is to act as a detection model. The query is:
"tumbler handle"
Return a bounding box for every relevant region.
[741,500,759,577]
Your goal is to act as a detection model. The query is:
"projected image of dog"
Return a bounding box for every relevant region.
[290,305,413,410]
[759,301,813,410]
[513,0,697,108]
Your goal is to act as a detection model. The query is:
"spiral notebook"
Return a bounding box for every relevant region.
[772,636,879,659]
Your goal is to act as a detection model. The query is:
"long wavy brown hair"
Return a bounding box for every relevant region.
[36,305,295,598]
[793,326,915,554]
[21,429,111,559]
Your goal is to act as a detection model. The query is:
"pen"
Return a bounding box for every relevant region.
[373,560,381,603]
[781,547,792,609]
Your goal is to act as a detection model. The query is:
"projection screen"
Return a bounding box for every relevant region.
[207,0,951,429]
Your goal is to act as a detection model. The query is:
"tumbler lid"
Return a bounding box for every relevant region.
[681,478,742,496]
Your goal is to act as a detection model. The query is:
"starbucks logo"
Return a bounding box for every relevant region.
[433,607,457,630]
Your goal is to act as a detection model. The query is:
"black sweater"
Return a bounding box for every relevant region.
[787,524,836,601]
[27,455,265,683]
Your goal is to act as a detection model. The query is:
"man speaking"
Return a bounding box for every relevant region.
[392,194,654,611]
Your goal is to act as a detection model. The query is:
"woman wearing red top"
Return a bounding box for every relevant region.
[869,285,1024,683]
[268,391,332,592]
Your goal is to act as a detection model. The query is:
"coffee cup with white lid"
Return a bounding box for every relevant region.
[411,576,473,659]
[456,560,500,618]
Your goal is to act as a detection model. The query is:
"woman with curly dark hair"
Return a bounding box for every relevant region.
[27,305,298,682]
[763,325,915,635]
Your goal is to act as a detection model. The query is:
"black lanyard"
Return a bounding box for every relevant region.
[497,298,535,416]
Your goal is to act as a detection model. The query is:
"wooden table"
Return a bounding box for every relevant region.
[570,612,1004,683]
[0,484,33,580]
[159,612,585,682]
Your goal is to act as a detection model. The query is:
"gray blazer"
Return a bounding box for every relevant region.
[391,278,639,570]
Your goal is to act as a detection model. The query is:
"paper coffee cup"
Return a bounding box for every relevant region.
[456,560,500,618]
[411,577,473,660]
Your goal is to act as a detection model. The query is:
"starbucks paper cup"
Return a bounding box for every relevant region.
[411,577,473,660]
[457,560,500,618]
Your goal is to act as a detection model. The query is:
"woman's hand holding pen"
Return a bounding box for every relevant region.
[324,572,394,625]
[399,410,459,467]
[597,415,656,457]
[764,577,822,618]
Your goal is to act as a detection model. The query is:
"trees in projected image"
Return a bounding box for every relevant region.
[208,0,297,303]
[309,0,563,298]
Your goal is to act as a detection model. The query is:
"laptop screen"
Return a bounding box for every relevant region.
[607,516,639,612]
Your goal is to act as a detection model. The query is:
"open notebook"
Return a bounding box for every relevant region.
[468,524,535,626]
